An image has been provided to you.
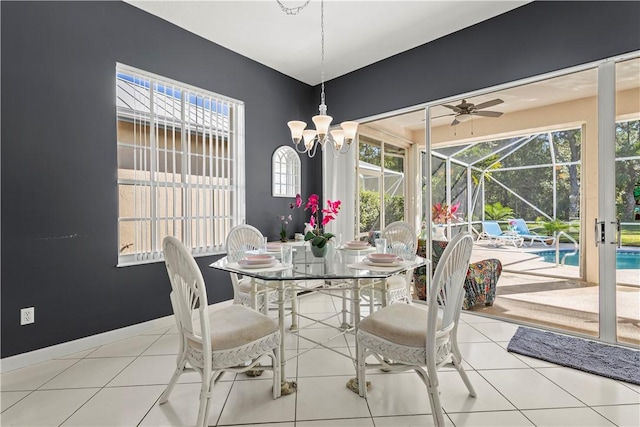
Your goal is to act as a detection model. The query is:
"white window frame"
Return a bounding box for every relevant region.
[356,131,409,240]
[272,145,301,197]
[116,63,245,266]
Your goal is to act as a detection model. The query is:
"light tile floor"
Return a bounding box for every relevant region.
[1,291,639,427]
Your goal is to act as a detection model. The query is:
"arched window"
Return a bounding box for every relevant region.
[272,146,301,197]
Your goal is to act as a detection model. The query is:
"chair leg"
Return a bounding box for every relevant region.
[196,373,215,427]
[419,366,446,427]
[451,337,476,397]
[451,351,477,397]
[413,364,444,427]
[427,384,446,427]
[159,353,187,404]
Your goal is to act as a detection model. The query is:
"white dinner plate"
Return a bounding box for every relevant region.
[244,254,276,264]
[238,260,278,269]
[246,248,281,255]
[363,258,401,268]
[342,245,374,251]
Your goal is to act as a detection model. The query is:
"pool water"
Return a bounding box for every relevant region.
[535,249,640,269]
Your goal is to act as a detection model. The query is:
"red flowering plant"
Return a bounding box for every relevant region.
[432,202,460,224]
[301,193,341,249]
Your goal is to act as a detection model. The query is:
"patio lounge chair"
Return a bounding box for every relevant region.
[513,218,555,246]
[479,221,523,247]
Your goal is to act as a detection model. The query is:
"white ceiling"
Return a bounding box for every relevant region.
[125,0,530,85]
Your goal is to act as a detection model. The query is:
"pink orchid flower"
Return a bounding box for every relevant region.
[321,214,335,226]
[305,194,319,214]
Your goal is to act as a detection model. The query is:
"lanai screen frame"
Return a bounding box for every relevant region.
[429,127,583,236]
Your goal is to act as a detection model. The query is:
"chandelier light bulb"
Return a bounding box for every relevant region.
[302,129,317,150]
[330,129,345,149]
[287,121,307,144]
[312,114,332,138]
[340,121,358,144]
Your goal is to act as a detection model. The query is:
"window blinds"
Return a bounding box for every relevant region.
[116,64,245,265]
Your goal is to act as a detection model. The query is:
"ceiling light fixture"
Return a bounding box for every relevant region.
[282,0,359,158]
[456,113,473,123]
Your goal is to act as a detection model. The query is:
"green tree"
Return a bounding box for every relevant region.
[616,120,640,221]
[484,202,514,220]
[359,140,381,166]
[359,190,405,233]
[384,194,405,224]
[359,190,381,233]
[552,129,581,219]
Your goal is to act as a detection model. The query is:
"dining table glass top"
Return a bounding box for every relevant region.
[209,244,426,281]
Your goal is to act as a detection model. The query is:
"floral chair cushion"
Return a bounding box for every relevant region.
[413,240,502,309]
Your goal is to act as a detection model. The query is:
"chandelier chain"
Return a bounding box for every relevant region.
[320,0,325,107]
[284,0,358,158]
[276,0,311,15]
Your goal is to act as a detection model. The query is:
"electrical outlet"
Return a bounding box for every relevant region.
[20,307,34,325]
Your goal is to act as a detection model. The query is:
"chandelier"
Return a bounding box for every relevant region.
[282,0,359,158]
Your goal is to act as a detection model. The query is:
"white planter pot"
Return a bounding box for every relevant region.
[433,225,447,241]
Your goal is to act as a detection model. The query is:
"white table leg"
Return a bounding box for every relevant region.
[251,278,258,312]
[278,281,296,395]
[381,278,388,308]
[353,280,366,396]
[290,286,298,331]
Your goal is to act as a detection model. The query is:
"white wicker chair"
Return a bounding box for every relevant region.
[159,236,281,427]
[225,224,278,314]
[362,221,417,309]
[356,232,476,427]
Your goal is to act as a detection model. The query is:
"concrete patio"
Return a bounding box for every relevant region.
[467,241,640,345]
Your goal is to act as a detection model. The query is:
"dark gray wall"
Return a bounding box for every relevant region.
[0,1,319,358]
[2,0,639,358]
[324,1,640,122]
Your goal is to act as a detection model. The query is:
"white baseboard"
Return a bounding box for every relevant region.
[0,300,233,373]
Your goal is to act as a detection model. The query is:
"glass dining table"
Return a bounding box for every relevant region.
[209,243,427,396]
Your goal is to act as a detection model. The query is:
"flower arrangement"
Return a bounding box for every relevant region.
[277,194,302,242]
[432,202,460,224]
[300,193,341,250]
[277,214,293,242]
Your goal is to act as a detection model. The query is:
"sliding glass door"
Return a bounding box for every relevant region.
[425,55,639,345]
[355,52,639,346]
[613,58,640,345]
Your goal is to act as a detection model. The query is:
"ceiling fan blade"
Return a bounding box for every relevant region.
[451,118,460,126]
[431,113,456,119]
[442,104,461,112]
[473,110,503,118]
[473,99,504,110]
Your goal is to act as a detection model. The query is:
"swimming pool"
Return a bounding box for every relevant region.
[535,249,640,269]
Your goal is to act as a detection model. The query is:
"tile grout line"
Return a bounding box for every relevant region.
[55,333,164,426]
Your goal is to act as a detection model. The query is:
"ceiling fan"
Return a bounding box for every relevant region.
[438,98,504,126]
